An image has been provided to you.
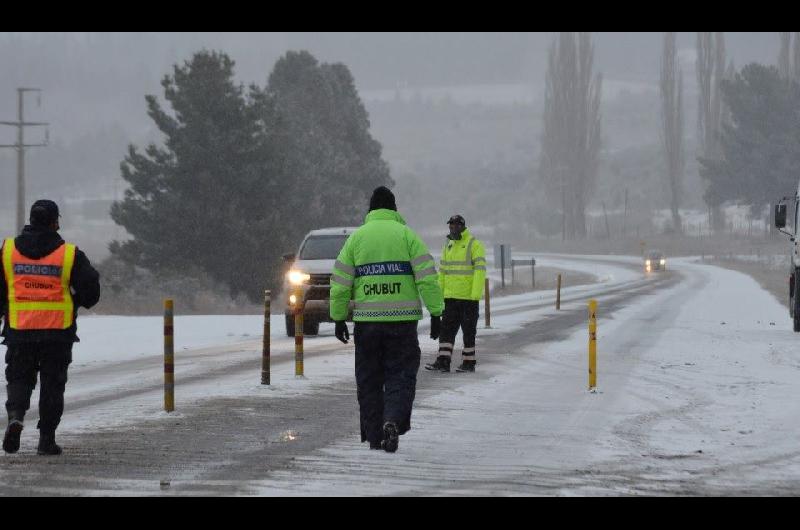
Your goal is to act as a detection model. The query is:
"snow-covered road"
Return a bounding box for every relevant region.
[2,254,799,496]
[247,257,800,496]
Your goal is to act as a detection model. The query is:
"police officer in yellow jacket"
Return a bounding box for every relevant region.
[425,215,486,373]
[330,187,444,453]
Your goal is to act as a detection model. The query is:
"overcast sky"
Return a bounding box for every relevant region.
[0,32,781,146]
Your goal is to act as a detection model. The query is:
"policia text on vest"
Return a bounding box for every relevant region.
[2,202,101,456]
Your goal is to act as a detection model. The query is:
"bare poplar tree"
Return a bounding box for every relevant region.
[711,32,726,155]
[575,32,603,239]
[540,32,602,240]
[696,33,714,155]
[697,32,726,232]
[660,32,684,233]
[779,32,792,78]
[540,34,573,238]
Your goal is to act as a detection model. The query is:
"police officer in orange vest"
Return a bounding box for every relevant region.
[1,200,100,455]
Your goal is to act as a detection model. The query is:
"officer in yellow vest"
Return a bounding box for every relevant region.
[425,215,486,373]
[1,200,100,455]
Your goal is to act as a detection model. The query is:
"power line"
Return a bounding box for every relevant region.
[0,88,49,233]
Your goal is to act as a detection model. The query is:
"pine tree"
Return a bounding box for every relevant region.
[111,50,392,301]
[699,63,800,213]
[111,51,273,299]
[261,50,393,248]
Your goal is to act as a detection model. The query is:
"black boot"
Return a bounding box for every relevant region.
[424,355,451,372]
[381,421,399,453]
[3,420,24,454]
[456,360,476,373]
[37,432,62,456]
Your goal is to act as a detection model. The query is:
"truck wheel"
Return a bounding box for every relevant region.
[285,314,320,336]
[304,318,320,336]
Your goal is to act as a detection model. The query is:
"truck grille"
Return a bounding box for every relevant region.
[305,286,331,301]
[308,274,331,286]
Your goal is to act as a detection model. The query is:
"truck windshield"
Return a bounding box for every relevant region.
[299,235,349,260]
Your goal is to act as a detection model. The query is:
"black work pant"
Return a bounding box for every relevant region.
[354,321,421,445]
[438,298,479,361]
[5,342,72,435]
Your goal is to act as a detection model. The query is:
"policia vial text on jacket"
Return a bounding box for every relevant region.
[329,186,444,454]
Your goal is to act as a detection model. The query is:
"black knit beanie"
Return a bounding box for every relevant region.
[368,186,397,211]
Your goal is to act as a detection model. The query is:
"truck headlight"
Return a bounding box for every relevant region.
[287,270,311,285]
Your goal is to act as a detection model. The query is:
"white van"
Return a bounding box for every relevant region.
[281,227,358,336]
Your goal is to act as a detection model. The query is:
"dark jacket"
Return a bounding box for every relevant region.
[1,225,100,344]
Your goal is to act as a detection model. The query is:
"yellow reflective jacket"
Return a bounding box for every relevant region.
[330,209,444,322]
[438,229,486,301]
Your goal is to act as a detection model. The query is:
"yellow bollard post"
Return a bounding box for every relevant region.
[484,277,491,328]
[588,299,597,391]
[556,274,562,310]
[164,298,174,412]
[262,290,271,385]
[294,285,304,377]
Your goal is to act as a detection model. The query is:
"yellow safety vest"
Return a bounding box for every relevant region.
[2,238,76,330]
[438,229,486,301]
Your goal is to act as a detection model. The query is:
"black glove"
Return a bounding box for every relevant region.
[430,315,441,340]
[335,321,350,344]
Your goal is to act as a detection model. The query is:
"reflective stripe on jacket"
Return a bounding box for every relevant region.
[330,209,444,322]
[438,228,486,301]
[2,238,76,330]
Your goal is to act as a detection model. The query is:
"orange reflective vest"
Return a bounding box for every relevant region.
[2,238,76,330]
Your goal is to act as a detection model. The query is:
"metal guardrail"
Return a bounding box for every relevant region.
[510,258,536,288]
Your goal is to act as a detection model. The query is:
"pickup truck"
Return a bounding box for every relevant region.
[282,227,358,336]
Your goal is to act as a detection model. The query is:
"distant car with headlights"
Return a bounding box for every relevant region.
[282,227,358,336]
[644,250,666,273]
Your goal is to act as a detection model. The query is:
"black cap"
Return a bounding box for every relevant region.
[446,214,466,226]
[30,199,60,227]
[369,186,397,211]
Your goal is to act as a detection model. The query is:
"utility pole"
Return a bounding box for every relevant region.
[558,164,568,242]
[561,184,566,242]
[622,188,628,238]
[1,88,49,233]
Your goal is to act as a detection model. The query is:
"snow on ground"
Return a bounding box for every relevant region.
[650,204,771,235]
[72,315,267,367]
[65,252,630,367]
[243,258,800,495]
[2,254,637,441]
[5,254,799,495]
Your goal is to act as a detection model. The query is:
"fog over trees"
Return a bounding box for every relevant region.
[0,32,793,310]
